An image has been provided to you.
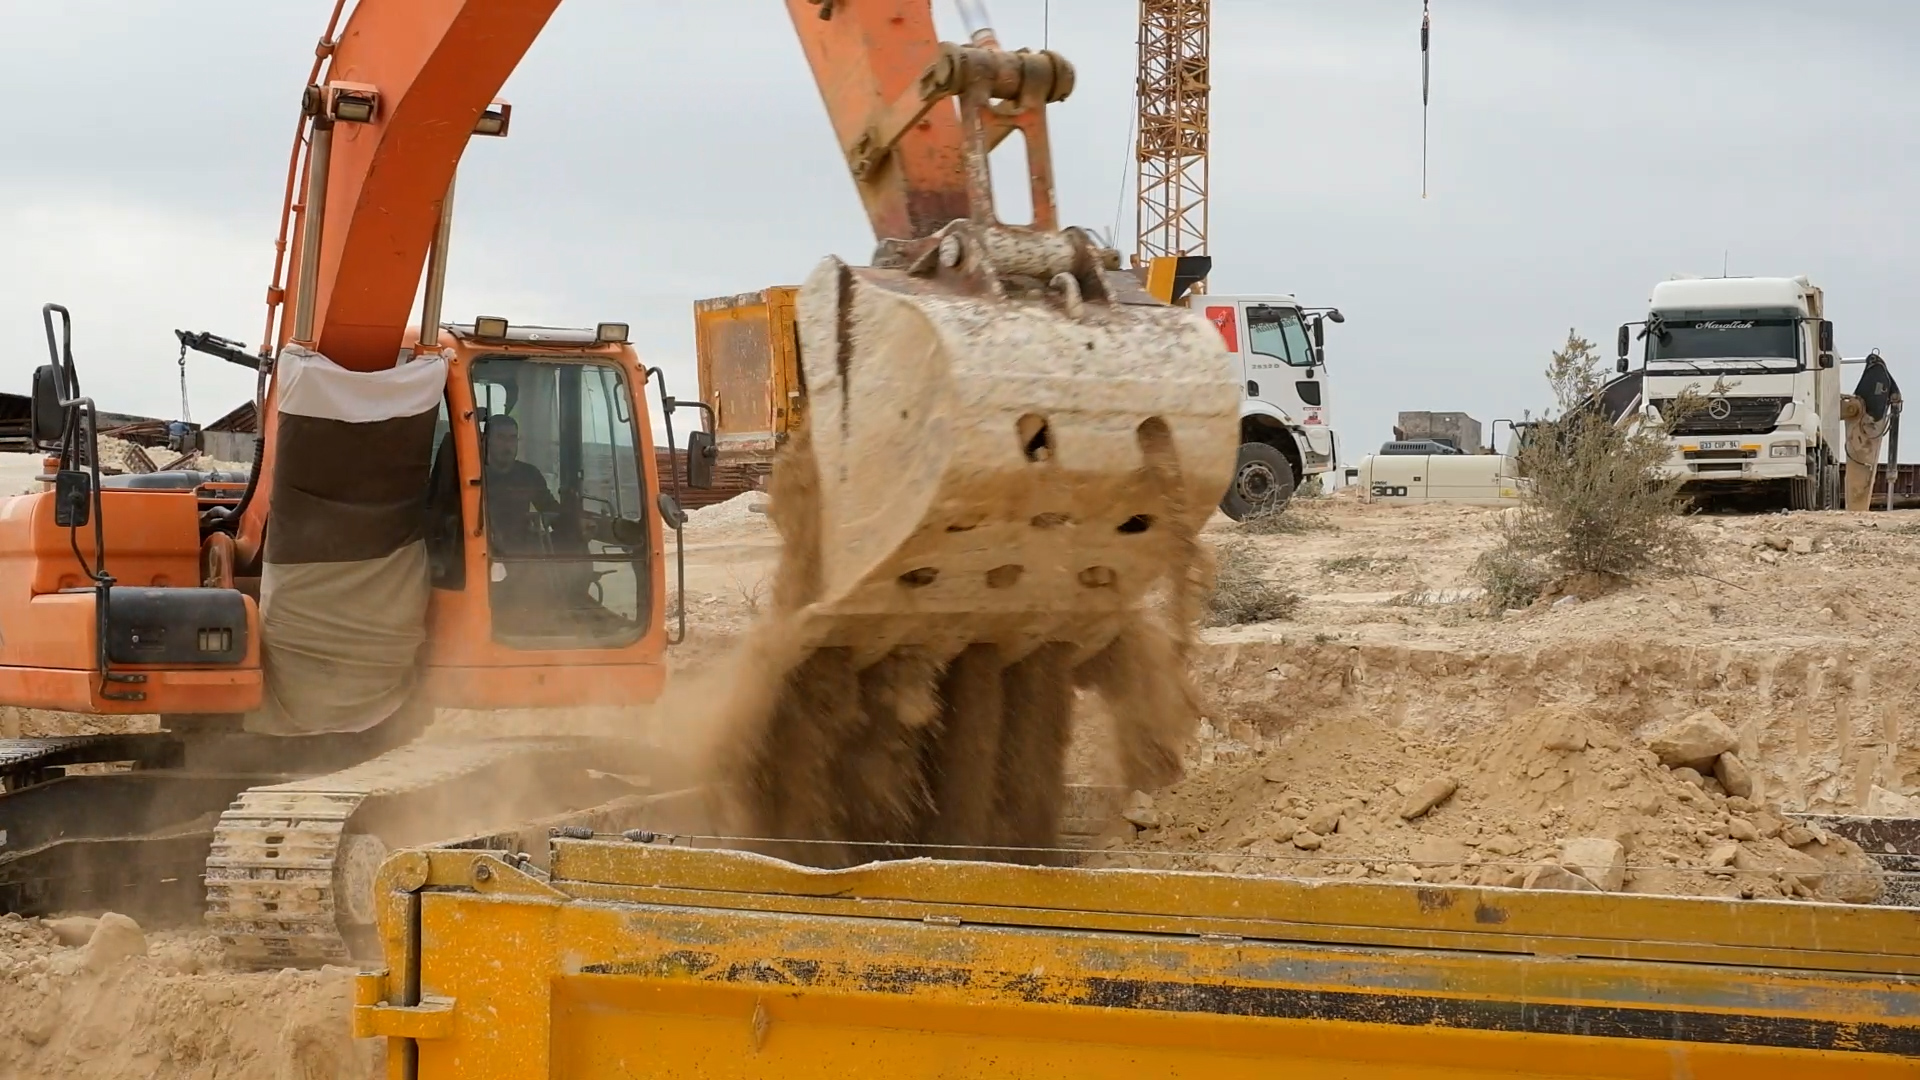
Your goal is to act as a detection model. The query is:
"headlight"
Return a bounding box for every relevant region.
[1770,443,1801,458]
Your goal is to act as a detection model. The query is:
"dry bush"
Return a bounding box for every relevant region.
[1475,330,1700,608]
[1471,544,1552,610]
[1239,503,1335,536]
[1319,553,1406,574]
[1206,542,1302,625]
[725,566,768,616]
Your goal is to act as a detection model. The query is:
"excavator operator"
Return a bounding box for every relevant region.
[482,414,560,555]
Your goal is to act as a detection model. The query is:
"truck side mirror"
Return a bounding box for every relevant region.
[1818,320,1835,367]
[30,364,67,449]
[684,430,716,489]
[1616,325,1631,363]
[1616,356,1629,375]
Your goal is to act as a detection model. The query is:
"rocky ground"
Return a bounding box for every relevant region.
[2,480,1917,1077]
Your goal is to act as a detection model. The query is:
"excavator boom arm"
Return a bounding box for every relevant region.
[290,0,560,371]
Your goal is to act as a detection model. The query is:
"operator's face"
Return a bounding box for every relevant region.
[487,424,519,470]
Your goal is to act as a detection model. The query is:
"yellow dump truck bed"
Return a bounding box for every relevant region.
[356,841,1920,1079]
[692,287,802,455]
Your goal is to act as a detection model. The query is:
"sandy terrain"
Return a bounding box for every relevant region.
[3,486,1917,1077]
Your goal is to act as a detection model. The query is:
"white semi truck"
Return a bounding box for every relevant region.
[1616,275,1842,510]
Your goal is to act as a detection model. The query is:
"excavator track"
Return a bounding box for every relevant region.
[206,737,645,967]
[0,735,182,787]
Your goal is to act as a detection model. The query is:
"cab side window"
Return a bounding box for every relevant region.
[1246,306,1292,366]
[1246,306,1317,368]
[425,396,466,589]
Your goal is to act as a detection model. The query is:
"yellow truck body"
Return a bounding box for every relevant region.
[692,288,802,456]
[355,841,1920,1079]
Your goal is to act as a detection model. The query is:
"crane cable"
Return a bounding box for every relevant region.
[176,338,192,425]
[1421,0,1432,199]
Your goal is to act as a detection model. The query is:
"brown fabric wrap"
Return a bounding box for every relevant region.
[265,408,440,565]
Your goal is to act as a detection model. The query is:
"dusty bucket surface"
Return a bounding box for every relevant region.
[693,227,1240,868]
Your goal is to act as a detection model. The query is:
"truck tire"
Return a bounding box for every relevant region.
[1821,456,1841,511]
[1787,475,1812,512]
[1220,442,1298,521]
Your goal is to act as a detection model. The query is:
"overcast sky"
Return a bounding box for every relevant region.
[3,1,1914,460]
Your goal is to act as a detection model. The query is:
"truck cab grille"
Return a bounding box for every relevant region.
[1654,396,1788,436]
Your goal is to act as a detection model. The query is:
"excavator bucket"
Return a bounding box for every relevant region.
[698,221,1240,867]
[786,252,1238,656]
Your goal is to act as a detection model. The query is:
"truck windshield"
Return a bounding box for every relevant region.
[471,356,649,651]
[1647,318,1799,367]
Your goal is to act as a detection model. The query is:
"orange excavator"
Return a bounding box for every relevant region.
[0,0,1237,967]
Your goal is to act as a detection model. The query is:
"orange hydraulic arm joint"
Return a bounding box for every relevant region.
[785,0,1075,253]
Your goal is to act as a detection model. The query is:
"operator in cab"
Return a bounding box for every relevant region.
[482,414,559,555]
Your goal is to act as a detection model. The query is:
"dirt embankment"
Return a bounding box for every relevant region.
[2,491,1917,1075]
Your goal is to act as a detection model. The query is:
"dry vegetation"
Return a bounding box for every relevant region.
[1206,541,1302,626]
[1473,330,1700,607]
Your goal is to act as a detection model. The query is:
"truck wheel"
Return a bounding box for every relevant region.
[1786,475,1812,512]
[1220,442,1298,521]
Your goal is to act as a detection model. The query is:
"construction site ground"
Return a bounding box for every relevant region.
[4,476,1919,1078]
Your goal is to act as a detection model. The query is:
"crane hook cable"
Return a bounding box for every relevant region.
[1421,0,1432,199]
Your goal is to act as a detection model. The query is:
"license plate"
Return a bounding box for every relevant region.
[1697,439,1739,451]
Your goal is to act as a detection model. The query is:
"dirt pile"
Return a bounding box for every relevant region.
[0,913,377,1080]
[1094,689,1884,903]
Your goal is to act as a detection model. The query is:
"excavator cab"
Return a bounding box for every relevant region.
[407,321,675,709]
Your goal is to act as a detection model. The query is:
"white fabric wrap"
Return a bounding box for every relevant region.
[246,346,449,736]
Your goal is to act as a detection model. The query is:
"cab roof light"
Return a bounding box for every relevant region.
[595,322,630,344]
[473,316,509,339]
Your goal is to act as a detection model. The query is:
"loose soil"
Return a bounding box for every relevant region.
[4,475,1918,1076]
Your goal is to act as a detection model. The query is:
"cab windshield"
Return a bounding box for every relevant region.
[471,356,649,650]
[1646,316,1800,370]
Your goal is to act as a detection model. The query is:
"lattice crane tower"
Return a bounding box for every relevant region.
[1134,0,1210,265]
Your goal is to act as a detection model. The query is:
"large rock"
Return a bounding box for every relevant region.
[1398,778,1458,820]
[1558,837,1627,892]
[1522,862,1600,892]
[81,911,147,972]
[44,915,99,947]
[1713,752,1754,799]
[1647,712,1738,769]
[1120,791,1160,829]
